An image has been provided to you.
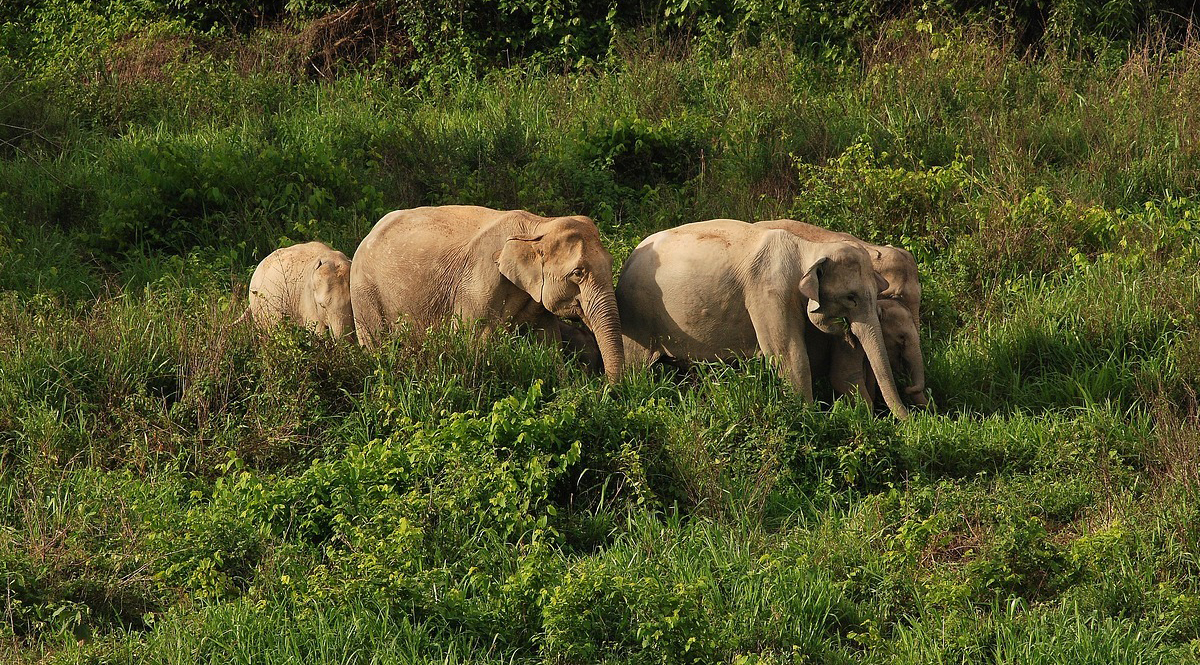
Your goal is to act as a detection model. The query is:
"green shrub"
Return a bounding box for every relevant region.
[966,506,1076,602]
[789,140,975,258]
[89,131,380,257]
[162,0,284,33]
[542,517,863,663]
[577,116,709,190]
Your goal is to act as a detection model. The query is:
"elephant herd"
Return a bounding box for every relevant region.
[245,205,927,419]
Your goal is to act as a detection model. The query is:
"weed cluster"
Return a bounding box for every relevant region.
[2,3,1200,664]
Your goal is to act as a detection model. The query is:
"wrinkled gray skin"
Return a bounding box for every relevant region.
[247,241,355,339]
[351,205,624,382]
[757,219,926,403]
[617,219,909,419]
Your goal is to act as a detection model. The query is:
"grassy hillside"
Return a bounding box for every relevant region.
[2,2,1200,663]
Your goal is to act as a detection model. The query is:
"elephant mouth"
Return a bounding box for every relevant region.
[809,314,849,336]
[561,298,586,321]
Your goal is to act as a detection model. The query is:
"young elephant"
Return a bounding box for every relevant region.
[756,219,922,323]
[350,205,624,382]
[617,219,909,419]
[246,241,354,339]
[808,299,927,408]
[874,299,927,406]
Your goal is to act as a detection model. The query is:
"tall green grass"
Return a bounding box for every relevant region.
[3,7,1200,665]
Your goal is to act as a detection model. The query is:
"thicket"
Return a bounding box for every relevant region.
[2,1,1200,663]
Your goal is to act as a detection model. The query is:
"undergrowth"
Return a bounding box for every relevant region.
[2,4,1200,664]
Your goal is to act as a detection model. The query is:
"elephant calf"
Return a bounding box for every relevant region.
[246,241,354,340]
[876,299,927,406]
[808,299,927,409]
[617,219,909,419]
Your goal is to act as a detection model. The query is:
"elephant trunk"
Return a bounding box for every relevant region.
[903,335,927,406]
[581,284,625,383]
[330,315,356,342]
[851,318,910,419]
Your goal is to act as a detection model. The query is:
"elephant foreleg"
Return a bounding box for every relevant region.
[829,338,873,406]
[746,288,814,401]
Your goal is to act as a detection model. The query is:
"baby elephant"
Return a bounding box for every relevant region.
[876,299,926,406]
[807,294,927,411]
[245,241,354,340]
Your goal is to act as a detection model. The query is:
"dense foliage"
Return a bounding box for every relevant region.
[2,1,1200,663]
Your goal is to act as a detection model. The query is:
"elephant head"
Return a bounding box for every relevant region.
[874,245,921,323]
[497,216,624,382]
[799,242,909,418]
[878,299,927,406]
[310,256,354,340]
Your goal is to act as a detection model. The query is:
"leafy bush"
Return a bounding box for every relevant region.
[789,140,975,259]
[162,0,285,33]
[966,507,1074,601]
[89,130,380,256]
[577,116,709,190]
[541,518,863,664]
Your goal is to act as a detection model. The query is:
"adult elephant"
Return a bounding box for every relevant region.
[756,219,922,322]
[617,219,909,418]
[757,219,927,405]
[351,205,624,382]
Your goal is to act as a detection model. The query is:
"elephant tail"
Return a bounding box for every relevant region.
[230,306,252,328]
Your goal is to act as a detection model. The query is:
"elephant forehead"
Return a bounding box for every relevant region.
[878,300,911,323]
[544,231,607,261]
[822,259,873,287]
[826,241,872,264]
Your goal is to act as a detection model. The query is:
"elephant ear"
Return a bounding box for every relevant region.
[308,258,329,306]
[497,235,545,303]
[874,272,890,295]
[799,257,826,304]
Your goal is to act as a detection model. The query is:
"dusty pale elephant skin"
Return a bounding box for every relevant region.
[758,219,927,407]
[617,219,910,419]
[245,241,355,340]
[350,205,625,382]
[756,219,922,323]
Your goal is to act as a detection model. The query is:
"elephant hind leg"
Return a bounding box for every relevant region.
[622,334,662,368]
[352,285,385,349]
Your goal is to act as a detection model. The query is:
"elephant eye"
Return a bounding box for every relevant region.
[846,294,858,306]
[568,267,586,279]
